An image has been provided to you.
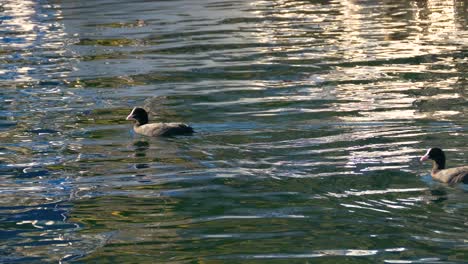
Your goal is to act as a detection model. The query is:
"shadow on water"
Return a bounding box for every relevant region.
[0,0,467,263]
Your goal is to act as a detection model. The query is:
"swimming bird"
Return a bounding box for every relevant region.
[420,147,468,184]
[126,107,194,137]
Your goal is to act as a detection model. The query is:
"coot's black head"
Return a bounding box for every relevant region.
[420,147,446,169]
[126,107,149,125]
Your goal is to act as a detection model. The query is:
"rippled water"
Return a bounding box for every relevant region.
[1,0,467,263]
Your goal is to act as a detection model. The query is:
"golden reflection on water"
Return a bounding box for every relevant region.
[245,0,465,122]
[1,0,467,262]
[246,0,465,174]
[2,2,37,39]
[1,0,67,83]
[248,0,465,58]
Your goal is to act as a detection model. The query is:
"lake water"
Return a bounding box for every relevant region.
[1,0,467,263]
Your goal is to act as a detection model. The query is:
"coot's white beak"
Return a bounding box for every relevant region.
[420,148,431,162]
[420,155,429,162]
[126,107,136,120]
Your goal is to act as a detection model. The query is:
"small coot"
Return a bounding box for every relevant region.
[126,107,194,137]
[420,147,468,184]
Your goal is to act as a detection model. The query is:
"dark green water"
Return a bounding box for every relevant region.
[1,0,467,263]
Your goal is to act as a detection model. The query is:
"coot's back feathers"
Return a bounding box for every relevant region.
[135,122,194,137]
[435,166,468,184]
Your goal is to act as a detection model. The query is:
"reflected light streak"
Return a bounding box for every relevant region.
[1,1,68,83]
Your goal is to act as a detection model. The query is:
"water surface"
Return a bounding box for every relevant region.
[1,0,467,263]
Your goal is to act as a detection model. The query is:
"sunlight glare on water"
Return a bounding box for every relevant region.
[0,0,467,263]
